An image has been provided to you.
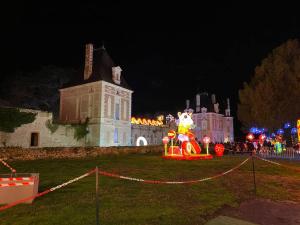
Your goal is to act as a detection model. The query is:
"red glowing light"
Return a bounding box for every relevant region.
[167,130,176,139]
[214,144,225,157]
[246,133,254,141]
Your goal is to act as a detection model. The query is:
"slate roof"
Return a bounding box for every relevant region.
[187,93,229,116]
[62,46,132,90]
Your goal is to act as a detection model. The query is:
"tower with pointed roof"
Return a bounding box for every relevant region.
[59,43,133,146]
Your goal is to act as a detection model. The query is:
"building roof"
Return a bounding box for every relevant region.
[186,93,230,116]
[62,46,132,90]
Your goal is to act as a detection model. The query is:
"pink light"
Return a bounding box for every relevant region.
[162,136,169,144]
[203,136,211,144]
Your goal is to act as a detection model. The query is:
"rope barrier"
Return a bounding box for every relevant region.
[99,157,250,184]
[0,159,16,173]
[254,155,300,172]
[0,168,96,212]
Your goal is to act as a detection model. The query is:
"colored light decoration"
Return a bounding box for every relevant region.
[162,111,212,160]
[277,129,284,135]
[167,130,176,140]
[297,119,300,143]
[284,122,291,129]
[162,136,169,155]
[246,133,254,142]
[202,136,211,155]
[250,127,257,133]
[259,134,266,144]
[259,134,266,141]
[256,129,262,134]
[167,130,176,155]
[214,144,225,157]
[271,133,276,138]
[131,117,163,126]
[291,128,297,135]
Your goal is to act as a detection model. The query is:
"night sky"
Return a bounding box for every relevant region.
[7,2,300,136]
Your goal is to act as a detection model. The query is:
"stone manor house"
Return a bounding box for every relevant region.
[0,44,233,148]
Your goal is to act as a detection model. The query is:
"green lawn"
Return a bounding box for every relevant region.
[1,153,300,225]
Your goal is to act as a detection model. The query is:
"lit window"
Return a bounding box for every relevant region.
[115,103,120,120]
[114,128,118,143]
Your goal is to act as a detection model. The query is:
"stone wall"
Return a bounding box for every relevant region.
[0,109,84,148]
[131,124,169,146]
[0,145,163,161]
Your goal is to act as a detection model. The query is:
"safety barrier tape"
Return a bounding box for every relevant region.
[0,182,34,188]
[99,157,250,184]
[0,159,16,173]
[0,157,251,212]
[254,155,300,172]
[0,168,96,212]
[0,177,34,182]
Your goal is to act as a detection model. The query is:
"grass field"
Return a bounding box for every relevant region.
[1,153,300,225]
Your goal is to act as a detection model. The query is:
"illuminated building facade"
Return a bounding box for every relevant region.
[186,93,234,143]
[59,44,133,146]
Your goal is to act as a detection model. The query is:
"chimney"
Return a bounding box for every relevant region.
[196,94,200,112]
[84,43,93,80]
[186,99,190,109]
[211,94,216,104]
[225,98,231,116]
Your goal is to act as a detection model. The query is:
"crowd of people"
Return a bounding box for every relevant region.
[195,140,300,155]
[221,141,300,155]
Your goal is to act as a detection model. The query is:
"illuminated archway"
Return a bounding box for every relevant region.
[136,136,148,146]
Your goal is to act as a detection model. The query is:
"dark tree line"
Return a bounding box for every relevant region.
[0,65,76,118]
[238,39,300,132]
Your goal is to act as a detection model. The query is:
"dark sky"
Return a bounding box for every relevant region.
[7,1,300,136]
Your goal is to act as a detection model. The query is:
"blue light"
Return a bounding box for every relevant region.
[284,122,291,129]
[250,127,257,133]
[277,129,284,135]
[271,133,276,138]
[256,129,262,134]
[291,128,297,134]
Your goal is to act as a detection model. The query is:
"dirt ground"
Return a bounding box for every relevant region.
[219,198,300,225]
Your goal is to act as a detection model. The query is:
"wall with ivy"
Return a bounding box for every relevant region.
[0,108,85,148]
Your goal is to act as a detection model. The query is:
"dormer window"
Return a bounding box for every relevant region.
[112,66,122,85]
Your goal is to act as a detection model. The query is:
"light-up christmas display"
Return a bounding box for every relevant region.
[131,116,164,126]
[273,134,285,153]
[297,119,300,144]
[162,112,213,160]
[214,144,225,157]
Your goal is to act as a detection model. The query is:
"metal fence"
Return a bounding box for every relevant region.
[259,147,300,160]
